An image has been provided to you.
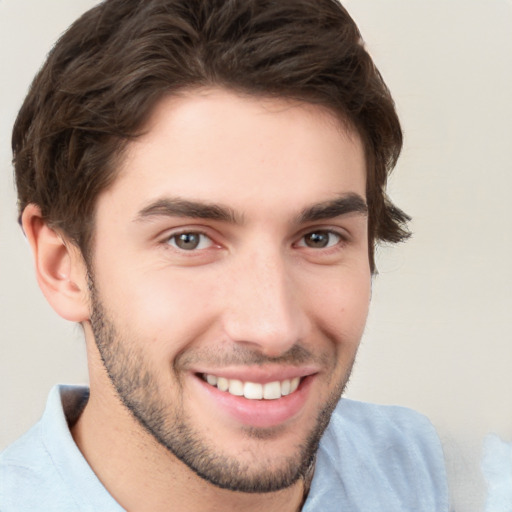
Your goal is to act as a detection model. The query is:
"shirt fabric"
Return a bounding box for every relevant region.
[0,385,449,511]
[482,433,512,512]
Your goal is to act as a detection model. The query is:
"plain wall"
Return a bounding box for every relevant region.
[1,1,511,510]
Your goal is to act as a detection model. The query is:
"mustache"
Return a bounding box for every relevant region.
[177,343,328,369]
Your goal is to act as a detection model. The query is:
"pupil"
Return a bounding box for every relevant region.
[176,233,200,250]
[306,232,328,248]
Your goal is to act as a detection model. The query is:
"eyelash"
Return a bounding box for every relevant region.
[162,228,347,253]
[294,230,345,250]
[164,231,214,251]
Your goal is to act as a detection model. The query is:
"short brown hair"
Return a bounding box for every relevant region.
[13,0,409,271]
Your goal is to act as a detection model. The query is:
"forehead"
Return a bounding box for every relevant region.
[99,88,366,220]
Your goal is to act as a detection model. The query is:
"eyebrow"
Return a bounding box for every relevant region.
[135,198,241,224]
[134,193,367,225]
[297,193,368,223]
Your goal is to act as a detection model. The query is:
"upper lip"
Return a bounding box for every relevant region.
[193,365,320,383]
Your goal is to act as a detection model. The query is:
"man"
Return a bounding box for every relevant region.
[0,0,448,510]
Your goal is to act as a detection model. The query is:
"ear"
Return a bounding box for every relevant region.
[21,204,90,322]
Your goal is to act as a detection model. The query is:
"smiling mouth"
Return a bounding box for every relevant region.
[200,373,302,400]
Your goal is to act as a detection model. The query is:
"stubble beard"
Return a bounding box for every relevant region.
[87,277,354,494]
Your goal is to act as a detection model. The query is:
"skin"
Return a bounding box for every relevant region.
[24,88,371,512]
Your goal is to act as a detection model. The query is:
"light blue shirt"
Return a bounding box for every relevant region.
[482,434,512,512]
[1,385,449,511]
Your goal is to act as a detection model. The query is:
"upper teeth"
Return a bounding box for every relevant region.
[204,374,301,400]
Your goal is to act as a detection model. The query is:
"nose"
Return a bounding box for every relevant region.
[222,247,309,357]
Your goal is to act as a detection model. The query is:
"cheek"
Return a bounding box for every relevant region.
[102,268,223,351]
[307,268,371,344]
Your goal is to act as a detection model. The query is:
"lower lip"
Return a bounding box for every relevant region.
[193,375,315,429]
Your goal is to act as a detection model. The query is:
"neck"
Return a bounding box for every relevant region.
[71,380,305,512]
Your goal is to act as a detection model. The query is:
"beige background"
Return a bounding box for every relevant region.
[1,1,511,510]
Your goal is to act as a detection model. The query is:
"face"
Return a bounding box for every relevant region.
[86,88,370,493]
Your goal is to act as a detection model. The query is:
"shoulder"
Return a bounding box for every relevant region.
[306,399,449,511]
[324,399,448,477]
[328,398,443,448]
[0,385,91,512]
[1,421,45,474]
[0,422,74,511]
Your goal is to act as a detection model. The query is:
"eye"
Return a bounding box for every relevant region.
[166,232,214,251]
[297,230,342,249]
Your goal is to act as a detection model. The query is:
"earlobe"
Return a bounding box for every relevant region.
[21,204,90,323]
